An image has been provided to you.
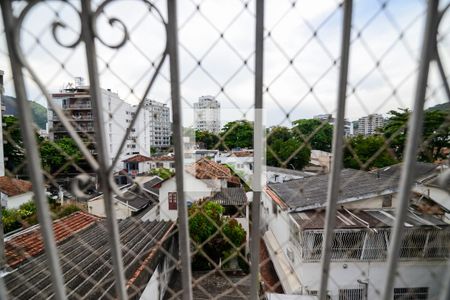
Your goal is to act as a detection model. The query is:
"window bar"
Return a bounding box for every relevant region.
[381,1,440,299]
[250,0,265,299]
[79,1,127,299]
[435,4,450,102]
[167,1,193,299]
[318,1,353,299]
[0,2,67,300]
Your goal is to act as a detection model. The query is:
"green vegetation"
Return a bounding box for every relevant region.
[3,116,82,173]
[188,201,247,271]
[343,135,398,170]
[220,120,254,149]
[382,108,450,162]
[195,130,220,149]
[30,101,48,129]
[292,118,333,152]
[149,167,174,180]
[40,137,82,172]
[267,126,311,170]
[1,200,83,234]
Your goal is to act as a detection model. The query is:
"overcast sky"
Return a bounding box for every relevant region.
[0,0,449,128]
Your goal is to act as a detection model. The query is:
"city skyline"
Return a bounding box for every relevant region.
[0,1,448,128]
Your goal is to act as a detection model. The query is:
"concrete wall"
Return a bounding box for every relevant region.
[4,192,34,209]
[297,260,446,299]
[87,196,134,219]
[159,172,216,221]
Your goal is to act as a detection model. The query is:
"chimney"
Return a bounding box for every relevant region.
[74,76,84,87]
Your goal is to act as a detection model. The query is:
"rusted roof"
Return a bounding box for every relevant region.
[232,151,253,157]
[0,176,32,197]
[122,154,152,163]
[186,158,233,180]
[149,155,175,161]
[5,219,175,299]
[5,211,98,268]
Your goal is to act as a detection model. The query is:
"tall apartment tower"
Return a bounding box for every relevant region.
[194,96,221,133]
[357,114,384,136]
[143,99,171,148]
[48,79,150,171]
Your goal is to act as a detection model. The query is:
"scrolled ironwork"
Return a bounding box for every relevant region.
[9,0,170,205]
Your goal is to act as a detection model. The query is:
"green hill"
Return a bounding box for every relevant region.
[1,95,47,129]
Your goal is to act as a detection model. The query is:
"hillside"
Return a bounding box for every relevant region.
[427,102,450,112]
[1,95,47,129]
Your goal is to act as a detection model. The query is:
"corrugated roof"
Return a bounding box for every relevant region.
[4,219,175,299]
[268,169,398,210]
[5,211,98,268]
[114,185,158,211]
[291,208,448,230]
[0,176,32,196]
[375,162,440,182]
[209,187,248,206]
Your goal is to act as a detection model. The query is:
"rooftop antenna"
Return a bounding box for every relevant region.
[74,76,84,87]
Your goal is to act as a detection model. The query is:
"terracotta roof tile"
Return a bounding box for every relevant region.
[122,154,152,163]
[149,155,175,161]
[0,176,32,197]
[5,211,98,268]
[186,158,232,180]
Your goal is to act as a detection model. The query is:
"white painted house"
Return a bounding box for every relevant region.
[158,158,241,221]
[0,176,33,209]
[262,168,450,299]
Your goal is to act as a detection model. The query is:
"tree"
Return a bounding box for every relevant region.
[40,137,82,172]
[343,135,398,170]
[266,126,310,170]
[382,108,450,162]
[195,130,220,149]
[188,201,246,270]
[220,120,253,149]
[292,119,333,152]
[3,116,25,172]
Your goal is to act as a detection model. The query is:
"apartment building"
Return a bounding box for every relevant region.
[48,79,150,171]
[262,166,449,299]
[356,113,384,135]
[143,99,171,148]
[194,95,221,133]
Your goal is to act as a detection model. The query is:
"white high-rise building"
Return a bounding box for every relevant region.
[357,114,384,136]
[143,99,171,148]
[194,96,221,133]
[48,80,151,171]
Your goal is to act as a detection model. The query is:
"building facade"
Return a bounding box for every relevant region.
[143,99,171,148]
[356,114,384,135]
[48,80,151,171]
[194,96,221,133]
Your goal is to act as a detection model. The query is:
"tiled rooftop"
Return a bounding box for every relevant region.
[4,218,175,299]
[5,211,98,268]
[122,154,152,163]
[0,176,33,197]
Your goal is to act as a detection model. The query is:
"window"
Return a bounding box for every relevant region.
[394,287,428,300]
[168,192,177,210]
[272,200,277,216]
[339,289,364,300]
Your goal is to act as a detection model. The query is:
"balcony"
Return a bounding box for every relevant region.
[62,103,92,110]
